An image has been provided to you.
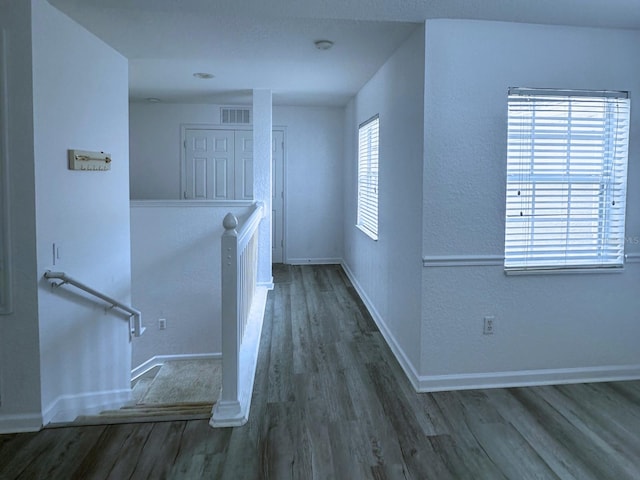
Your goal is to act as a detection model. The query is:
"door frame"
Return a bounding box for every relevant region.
[0,29,11,315]
[272,127,286,264]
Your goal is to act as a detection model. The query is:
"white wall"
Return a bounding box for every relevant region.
[129,103,218,200]
[273,106,344,264]
[0,0,42,433]
[420,20,640,390]
[130,202,252,367]
[0,0,133,432]
[342,26,424,378]
[32,0,132,423]
[130,102,345,263]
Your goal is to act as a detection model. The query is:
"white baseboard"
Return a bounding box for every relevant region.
[287,257,342,265]
[211,286,268,427]
[340,261,422,391]
[258,277,274,290]
[132,352,222,382]
[43,388,132,425]
[416,364,640,392]
[0,412,43,434]
[341,261,640,394]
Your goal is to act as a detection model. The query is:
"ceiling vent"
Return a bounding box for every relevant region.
[221,107,252,125]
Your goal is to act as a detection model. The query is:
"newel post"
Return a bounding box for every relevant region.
[221,212,239,404]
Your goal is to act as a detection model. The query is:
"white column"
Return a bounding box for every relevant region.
[253,89,273,287]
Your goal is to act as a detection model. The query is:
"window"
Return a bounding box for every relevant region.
[504,88,630,272]
[357,115,379,240]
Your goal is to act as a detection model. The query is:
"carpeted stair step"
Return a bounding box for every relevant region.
[47,359,222,427]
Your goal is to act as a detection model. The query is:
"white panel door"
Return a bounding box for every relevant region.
[234,130,254,200]
[184,129,234,199]
[272,130,284,263]
[183,128,285,260]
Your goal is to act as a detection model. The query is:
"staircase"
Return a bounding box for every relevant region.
[48,359,222,427]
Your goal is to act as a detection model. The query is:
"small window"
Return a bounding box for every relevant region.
[357,115,379,240]
[504,88,630,272]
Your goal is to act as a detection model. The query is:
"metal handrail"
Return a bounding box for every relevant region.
[43,270,145,338]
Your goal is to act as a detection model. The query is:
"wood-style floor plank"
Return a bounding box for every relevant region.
[511,386,638,479]
[430,390,508,480]
[266,275,295,404]
[0,432,38,474]
[168,419,231,478]
[72,423,142,479]
[6,425,106,480]
[1,265,639,480]
[129,421,186,480]
[101,423,155,480]
[483,387,600,480]
[451,389,558,480]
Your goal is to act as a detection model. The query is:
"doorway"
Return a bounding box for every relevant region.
[272,130,284,263]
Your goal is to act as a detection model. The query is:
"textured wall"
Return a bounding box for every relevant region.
[253,90,273,284]
[420,20,640,386]
[130,202,252,367]
[130,102,346,263]
[343,25,425,375]
[273,106,344,264]
[129,103,222,200]
[32,0,132,423]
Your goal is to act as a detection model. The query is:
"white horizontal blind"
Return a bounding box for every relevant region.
[357,115,379,240]
[505,88,630,271]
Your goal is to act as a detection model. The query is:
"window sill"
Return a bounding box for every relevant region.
[356,224,378,241]
[504,267,624,276]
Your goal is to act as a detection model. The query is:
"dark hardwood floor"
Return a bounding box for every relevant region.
[1,264,639,479]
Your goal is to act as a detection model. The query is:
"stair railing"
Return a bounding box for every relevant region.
[43,271,145,338]
[212,200,263,426]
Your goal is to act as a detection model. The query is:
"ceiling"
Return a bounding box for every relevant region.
[48,0,640,107]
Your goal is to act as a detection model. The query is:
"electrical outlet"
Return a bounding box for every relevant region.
[159,318,167,330]
[483,316,495,335]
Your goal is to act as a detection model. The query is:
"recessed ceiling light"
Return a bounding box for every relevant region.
[193,72,215,79]
[314,40,334,50]
[145,97,161,103]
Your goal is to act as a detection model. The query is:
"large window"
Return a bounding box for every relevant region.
[357,115,379,240]
[504,88,630,272]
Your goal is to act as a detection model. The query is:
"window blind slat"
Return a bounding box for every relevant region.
[504,89,630,271]
[357,115,379,240]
